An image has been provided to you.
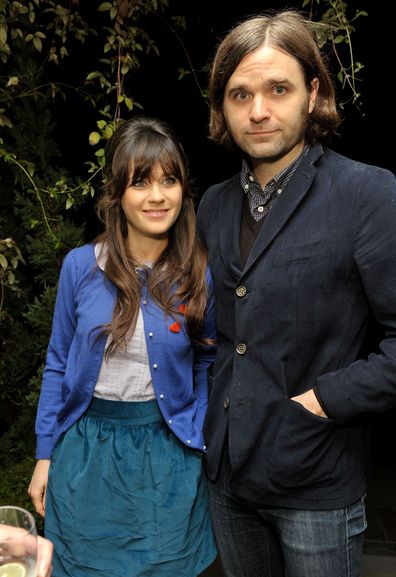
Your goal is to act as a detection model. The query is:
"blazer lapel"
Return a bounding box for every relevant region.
[218,174,245,279]
[242,144,323,276]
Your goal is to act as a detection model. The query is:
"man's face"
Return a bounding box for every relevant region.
[223,44,319,170]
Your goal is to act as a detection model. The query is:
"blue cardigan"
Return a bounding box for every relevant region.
[35,243,216,459]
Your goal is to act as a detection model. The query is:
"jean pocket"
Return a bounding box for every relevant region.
[267,398,344,491]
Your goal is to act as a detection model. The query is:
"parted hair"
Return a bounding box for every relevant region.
[209,9,341,147]
[95,115,210,357]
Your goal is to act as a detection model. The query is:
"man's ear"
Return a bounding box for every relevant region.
[309,77,319,113]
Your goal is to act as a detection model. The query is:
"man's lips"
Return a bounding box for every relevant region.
[247,129,277,136]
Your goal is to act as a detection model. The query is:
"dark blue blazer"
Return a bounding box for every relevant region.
[197,143,396,510]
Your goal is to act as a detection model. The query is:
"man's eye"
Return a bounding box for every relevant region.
[235,91,249,101]
[274,85,286,95]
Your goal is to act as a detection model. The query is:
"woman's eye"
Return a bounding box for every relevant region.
[163,176,177,185]
[132,178,146,188]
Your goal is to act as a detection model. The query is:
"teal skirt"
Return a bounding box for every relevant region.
[45,397,217,577]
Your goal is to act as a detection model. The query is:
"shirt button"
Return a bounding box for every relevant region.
[236,343,247,355]
[153,363,158,369]
[203,445,207,450]
[187,439,191,444]
[236,285,247,297]
[143,300,147,305]
[223,397,230,409]
[159,393,164,399]
[257,205,264,213]
[148,332,153,337]
[168,419,172,424]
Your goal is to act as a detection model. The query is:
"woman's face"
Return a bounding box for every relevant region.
[121,161,183,247]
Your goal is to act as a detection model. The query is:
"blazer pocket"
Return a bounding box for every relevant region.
[273,238,331,264]
[267,398,344,491]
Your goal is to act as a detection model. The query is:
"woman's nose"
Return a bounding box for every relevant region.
[147,183,165,201]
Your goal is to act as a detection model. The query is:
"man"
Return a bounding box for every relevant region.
[197,9,396,577]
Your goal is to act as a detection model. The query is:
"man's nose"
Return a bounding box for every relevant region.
[249,95,270,123]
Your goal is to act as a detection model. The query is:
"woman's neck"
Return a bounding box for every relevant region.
[126,235,168,265]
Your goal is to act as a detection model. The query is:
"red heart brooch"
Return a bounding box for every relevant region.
[169,303,187,333]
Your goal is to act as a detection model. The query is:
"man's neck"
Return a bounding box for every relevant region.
[249,143,306,188]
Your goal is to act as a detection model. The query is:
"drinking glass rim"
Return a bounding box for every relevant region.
[0,506,37,536]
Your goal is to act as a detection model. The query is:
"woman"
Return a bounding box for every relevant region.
[28,116,217,577]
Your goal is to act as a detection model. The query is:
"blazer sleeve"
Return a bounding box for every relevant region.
[196,184,221,246]
[316,167,396,423]
[35,251,78,458]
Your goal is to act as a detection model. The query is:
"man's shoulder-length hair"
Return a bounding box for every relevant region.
[209,9,341,148]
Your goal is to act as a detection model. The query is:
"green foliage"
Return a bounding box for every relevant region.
[302,0,367,108]
[0,0,175,495]
[0,234,24,315]
[0,455,44,534]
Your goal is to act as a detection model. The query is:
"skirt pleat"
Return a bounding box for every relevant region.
[45,397,217,577]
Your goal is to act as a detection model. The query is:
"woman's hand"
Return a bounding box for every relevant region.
[28,459,51,517]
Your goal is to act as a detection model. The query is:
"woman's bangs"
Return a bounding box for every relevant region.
[158,149,184,182]
[131,139,184,183]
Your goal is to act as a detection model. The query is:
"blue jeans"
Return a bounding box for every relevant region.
[208,457,367,577]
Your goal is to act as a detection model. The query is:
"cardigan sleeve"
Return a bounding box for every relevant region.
[35,251,78,458]
[192,267,217,424]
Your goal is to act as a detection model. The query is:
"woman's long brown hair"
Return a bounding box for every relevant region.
[95,116,210,358]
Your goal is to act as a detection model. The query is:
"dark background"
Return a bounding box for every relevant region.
[136,0,394,185]
[62,0,394,196]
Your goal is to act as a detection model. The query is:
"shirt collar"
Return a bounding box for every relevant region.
[94,242,152,272]
[240,145,310,194]
[95,241,106,271]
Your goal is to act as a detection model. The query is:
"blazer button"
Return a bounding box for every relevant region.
[236,285,247,297]
[236,343,247,355]
[223,397,230,409]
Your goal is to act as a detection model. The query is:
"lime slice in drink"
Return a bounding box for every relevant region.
[0,562,26,577]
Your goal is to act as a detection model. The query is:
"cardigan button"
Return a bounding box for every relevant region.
[236,343,247,355]
[223,397,230,409]
[236,285,247,297]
